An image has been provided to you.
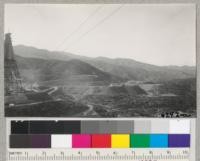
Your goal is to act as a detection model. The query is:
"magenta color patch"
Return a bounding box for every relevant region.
[72,134,91,148]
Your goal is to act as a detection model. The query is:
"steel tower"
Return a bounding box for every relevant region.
[4,33,23,95]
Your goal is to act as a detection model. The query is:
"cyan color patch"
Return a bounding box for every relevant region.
[150,134,168,148]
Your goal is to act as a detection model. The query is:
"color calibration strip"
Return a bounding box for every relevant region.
[9,120,190,149]
[10,134,190,148]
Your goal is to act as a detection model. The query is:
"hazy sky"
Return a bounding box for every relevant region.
[5,4,196,66]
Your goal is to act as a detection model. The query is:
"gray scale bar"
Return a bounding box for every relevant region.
[81,121,134,134]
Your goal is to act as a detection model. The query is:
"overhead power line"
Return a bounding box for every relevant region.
[55,5,103,50]
[32,6,47,20]
[62,4,124,52]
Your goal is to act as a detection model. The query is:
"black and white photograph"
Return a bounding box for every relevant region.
[4,4,196,117]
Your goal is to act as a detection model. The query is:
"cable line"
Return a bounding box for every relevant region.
[63,4,124,52]
[55,5,103,50]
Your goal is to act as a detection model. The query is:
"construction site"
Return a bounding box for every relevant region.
[4,33,50,105]
[4,33,88,117]
[4,33,196,118]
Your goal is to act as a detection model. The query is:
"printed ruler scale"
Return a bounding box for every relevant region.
[7,149,190,161]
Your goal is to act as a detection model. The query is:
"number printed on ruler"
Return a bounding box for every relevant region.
[7,148,190,161]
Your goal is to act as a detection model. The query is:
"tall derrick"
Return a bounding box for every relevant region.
[4,33,23,95]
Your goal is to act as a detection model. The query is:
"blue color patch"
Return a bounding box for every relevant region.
[150,134,168,148]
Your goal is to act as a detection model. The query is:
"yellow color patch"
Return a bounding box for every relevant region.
[111,134,130,148]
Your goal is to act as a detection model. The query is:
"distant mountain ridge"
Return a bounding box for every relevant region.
[15,55,121,84]
[14,45,196,82]
[14,45,90,61]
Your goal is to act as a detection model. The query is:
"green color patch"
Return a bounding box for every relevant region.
[130,134,150,148]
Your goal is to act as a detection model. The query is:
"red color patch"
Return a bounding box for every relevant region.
[92,134,111,148]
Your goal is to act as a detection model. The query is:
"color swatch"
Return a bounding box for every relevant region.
[51,135,72,148]
[168,134,190,147]
[29,121,81,134]
[150,134,168,148]
[31,134,51,148]
[72,134,91,148]
[111,134,130,148]
[10,134,31,148]
[130,134,150,148]
[91,134,111,148]
[169,120,190,134]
